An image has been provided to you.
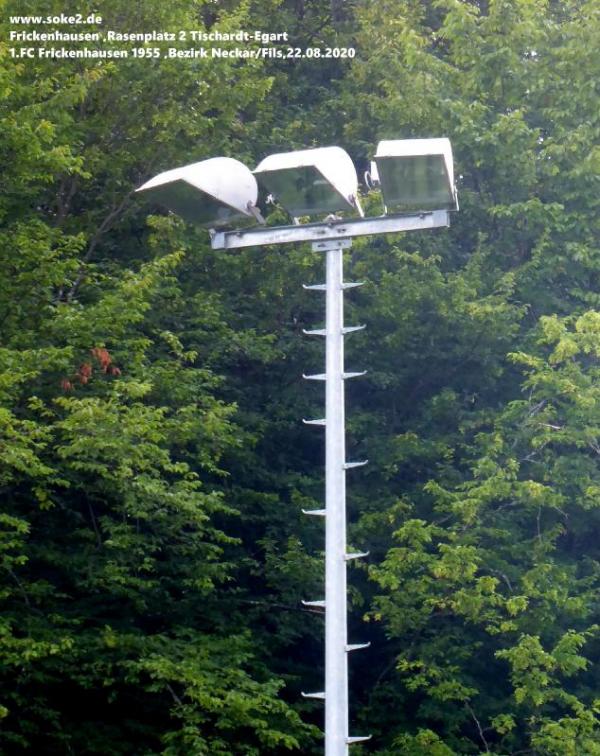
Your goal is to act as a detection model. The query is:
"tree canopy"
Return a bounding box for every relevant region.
[2,0,600,753]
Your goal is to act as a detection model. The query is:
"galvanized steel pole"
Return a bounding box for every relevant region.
[324,242,349,756]
[215,216,452,754]
[301,239,370,753]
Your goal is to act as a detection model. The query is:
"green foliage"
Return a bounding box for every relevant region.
[3,0,600,752]
[0,0,316,752]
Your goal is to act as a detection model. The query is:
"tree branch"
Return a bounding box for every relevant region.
[465,701,490,752]
[65,191,134,302]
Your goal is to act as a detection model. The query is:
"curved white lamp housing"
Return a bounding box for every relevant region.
[254,146,361,218]
[374,138,458,213]
[136,156,259,228]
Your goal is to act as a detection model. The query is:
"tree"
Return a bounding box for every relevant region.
[0,0,315,751]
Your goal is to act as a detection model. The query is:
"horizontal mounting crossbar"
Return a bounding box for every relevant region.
[210,210,450,249]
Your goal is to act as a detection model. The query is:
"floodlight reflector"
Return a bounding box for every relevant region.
[136,157,259,228]
[254,146,360,218]
[375,138,457,212]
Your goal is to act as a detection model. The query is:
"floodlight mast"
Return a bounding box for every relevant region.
[137,143,457,756]
[215,215,452,756]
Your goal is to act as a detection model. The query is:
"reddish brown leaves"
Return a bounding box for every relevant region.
[60,347,122,391]
[90,347,112,373]
[77,362,92,384]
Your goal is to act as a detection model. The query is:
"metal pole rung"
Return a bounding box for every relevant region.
[303,372,326,381]
[343,460,368,470]
[302,599,326,608]
[345,551,369,561]
[302,508,326,517]
[347,736,372,745]
[303,328,327,336]
[301,691,325,700]
[342,325,366,335]
[303,418,326,426]
[303,283,327,291]
[342,281,365,290]
[346,642,371,652]
[343,371,367,379]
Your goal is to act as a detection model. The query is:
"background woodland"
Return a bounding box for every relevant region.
[3,0,600,753]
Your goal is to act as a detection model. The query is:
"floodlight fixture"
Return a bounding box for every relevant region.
[374,138,457,213]
[136,156,261,228]
[254,146,363,219]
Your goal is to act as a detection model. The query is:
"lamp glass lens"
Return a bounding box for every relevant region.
[259,167,350,216]
[148,182,245,227]
[379,155,452,211]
